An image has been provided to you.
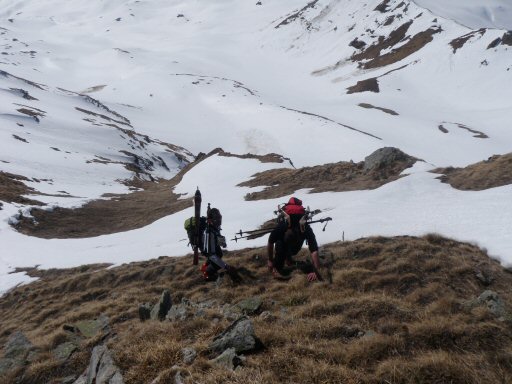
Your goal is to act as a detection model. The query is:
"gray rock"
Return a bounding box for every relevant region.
[181,347,197,364]
[363,147,409,171]
[209,316,261,354]
[72,372,87,384]
[197,299,216,309]
[138,303,152,322]
[475,267,494,286]
[96,347,119,383]
[77,345,124,384]
[194,309,206,319]
[0,358,19,376]
[478,290,507,317]
[259,311,275,322]
[235,297,262,315]
[0,331,33,376]
[109,371,124,384]
[167,304,188,321]
[54,342,77,362]
[4,331,32,360]
[210,347,245,370]
[174,371,185,384]
[61,375,78,384]
[69,314,110,338]
[151,290,172,321]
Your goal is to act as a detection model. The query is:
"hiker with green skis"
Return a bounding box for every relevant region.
[267,197,322,282]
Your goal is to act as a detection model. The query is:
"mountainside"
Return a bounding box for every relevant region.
[2,1,512,383]
[1,235,512,384]
[0,0,511,316]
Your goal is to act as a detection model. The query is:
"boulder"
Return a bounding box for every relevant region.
[151,290,172,321]
[74,345,124,384]
[167,304,188,321]
[4,331,32,360]
[478,290,507,318]
[475,266,495,286]
[138,303,152,322]
[181,347,197,364]
[0,331,33,376]
[363,147,409,171]
[67,314,110,339]
[235,297,262,316]
[209,316,262,355]
[53,342,77,362]
[210,348,245,370]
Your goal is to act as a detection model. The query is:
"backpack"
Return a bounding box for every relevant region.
[184,216,206,247]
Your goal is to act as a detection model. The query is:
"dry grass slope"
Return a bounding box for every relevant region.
[434,153,512,191]
[239,154,416,200]
[1,235,512,383]
[11,148,284,239]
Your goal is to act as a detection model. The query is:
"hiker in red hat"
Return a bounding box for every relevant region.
[267,197,321,282]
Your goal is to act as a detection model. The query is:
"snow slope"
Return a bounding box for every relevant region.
[414,0,512,30]
[1,0,512,293]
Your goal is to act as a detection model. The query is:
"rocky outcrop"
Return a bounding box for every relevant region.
[73,345,124,384]
[151,290,172,321]
[363,147,410,171]
[64,314,110,339]
[210,348,245,370]
[138,303,152,322]
[209,317,262,355]
[0,331,37,376]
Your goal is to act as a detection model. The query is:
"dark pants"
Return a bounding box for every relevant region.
[274,229,314,276]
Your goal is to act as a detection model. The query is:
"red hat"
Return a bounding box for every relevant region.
[284,197,305,215]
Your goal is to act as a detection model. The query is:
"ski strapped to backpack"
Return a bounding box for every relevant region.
[231,197,332,242]
[193,188,202,265]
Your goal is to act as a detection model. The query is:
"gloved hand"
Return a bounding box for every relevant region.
[307,272,318,282]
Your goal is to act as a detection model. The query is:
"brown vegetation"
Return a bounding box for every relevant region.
[1,235,512,383]
[358,103,399,116]
[238,152,416,200]
[347,78,380,94]
[434,153,512,191]
[11,149,286,238]
[450,29,486,53]
[0,172,43,206]
[351,19,441,70]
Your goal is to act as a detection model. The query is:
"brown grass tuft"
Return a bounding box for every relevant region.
[434,153,512,191]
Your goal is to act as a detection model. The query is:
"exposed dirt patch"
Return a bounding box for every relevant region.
[347,77,380,94]
[12,149,290,239]
[216,150,292,165]
[438,122,488,139]
[1,235,512,383]
[434,153,512,191]
[0,171,43,206]
[374,0,392,13]
[361,27,442,69]
[352,21,413,64]
[358,103,398,116]
[488,31,512,49]
[450,29,486,53]
[346,64,409,94]
[238,148,416,200]
[75,107,131,128]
